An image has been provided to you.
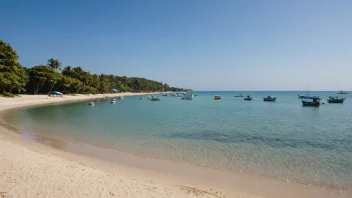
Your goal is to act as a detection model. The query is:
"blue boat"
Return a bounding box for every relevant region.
[302,96,321,106]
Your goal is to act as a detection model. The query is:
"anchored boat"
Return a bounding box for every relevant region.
[302,96,321,106]
[338,90,348,94]
[214,95,222,100]
[263,96,276,102]
[327,96,345,103]
[149,96,162,101]
[298,94,310,99]
[234,94,244,97]
[244,95,253,100]
[182,94,193,100]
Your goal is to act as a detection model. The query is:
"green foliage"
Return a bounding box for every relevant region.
[0,38,191,96]
[47,58,62,71]
[2,92,15,97]
[0,40,28,94]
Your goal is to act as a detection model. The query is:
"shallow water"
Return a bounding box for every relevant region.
[4,91,352,190]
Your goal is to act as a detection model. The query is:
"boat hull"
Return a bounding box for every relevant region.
[302,101,320,106]
[327,99,345,103]
[244,98,252,100]
[263,98,276,101]
[298,96,310,99]
[150,98,162,101]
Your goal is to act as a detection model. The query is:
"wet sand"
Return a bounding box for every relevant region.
[0,94,350,198]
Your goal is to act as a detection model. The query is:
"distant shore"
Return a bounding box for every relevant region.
[0,94,350,198]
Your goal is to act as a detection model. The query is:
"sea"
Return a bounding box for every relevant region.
[3,91,352,190]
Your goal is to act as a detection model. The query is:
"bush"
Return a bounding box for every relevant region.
[2,92,15,98]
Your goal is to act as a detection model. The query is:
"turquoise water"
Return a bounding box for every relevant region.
[4,91,352,190]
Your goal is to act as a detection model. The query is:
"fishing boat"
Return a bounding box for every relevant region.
[149,96,162,101]
[298,94,310,99]
[338,90,348,94]
[244,95,253,100]
[263,96,276,101]
[88,101,94,106]
[214,95,222,100]
[111,99,116,103]
[182,94,193,100]
[234,94,244,97]
[298,85,315,99]
[327,96,346,103]
[302,96,321,106]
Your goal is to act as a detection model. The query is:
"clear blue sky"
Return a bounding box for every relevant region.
[1,0,351,90]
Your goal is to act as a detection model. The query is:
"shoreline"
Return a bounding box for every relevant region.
[0,94,351,198]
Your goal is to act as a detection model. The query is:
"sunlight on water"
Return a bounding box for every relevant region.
[5,91,352,190]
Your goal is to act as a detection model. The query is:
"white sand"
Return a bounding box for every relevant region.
[0,94,350,198]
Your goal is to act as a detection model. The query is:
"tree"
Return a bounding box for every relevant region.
[0,40,28,94]
[1,38,191,96]
[62,66,74,77]
[47,58,62,72]
[27,65,59,94]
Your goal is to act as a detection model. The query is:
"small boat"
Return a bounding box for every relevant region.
[302,96,321,106]
[327,96,346,103]
[149,96,162,101]
[263,96,277,101]
[182,94,193,100]
[338,90,348,94]
[214,95,222,100]
[234,94,244,97]
[88,101,94,106]
[298,94,310,99]
[111,99,117,103]
[118,96,124,99]
[244,96,253,100]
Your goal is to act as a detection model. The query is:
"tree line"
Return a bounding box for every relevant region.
[0,39,191,96]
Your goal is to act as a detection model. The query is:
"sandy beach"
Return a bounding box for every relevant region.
[0,94,351,198]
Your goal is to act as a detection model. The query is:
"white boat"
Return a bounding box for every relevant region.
[182,94,193,100]
[88,101,94,106]
[149,96,162,101]
[111,99,117,103]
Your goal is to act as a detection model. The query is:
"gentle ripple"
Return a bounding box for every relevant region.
[4,91,352,190]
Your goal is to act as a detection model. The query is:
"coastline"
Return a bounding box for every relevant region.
[0,95,350,198]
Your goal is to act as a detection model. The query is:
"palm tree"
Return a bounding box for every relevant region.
[62,66,73,77]
[47,58,62,72]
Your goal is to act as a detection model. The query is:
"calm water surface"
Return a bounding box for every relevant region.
[4,91,352,190]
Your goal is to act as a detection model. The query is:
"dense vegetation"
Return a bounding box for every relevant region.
[0,39,191,96]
